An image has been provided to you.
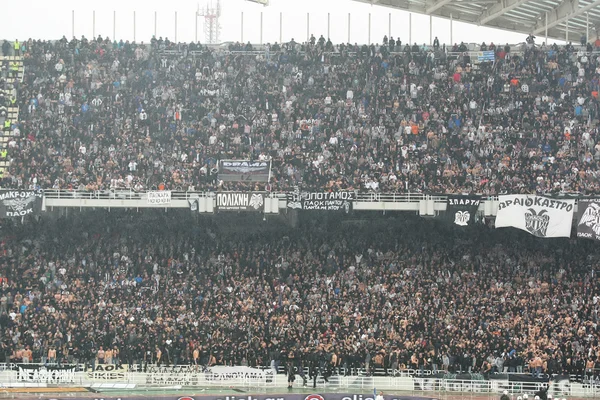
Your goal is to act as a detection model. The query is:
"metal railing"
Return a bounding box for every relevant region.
[35,189,597,207]
[0,372,594,396]
[43,189,214,200]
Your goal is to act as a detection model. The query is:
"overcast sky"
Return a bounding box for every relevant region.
[1,0,543,46]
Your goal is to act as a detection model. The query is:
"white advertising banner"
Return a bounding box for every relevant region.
[496,195,575,238]
[147,191,172,205]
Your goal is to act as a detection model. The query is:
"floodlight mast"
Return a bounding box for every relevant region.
[198,0,222,44]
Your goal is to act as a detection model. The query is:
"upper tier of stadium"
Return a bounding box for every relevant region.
[1,36,599,195]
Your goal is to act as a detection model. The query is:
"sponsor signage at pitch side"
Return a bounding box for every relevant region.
[42,394,438,400]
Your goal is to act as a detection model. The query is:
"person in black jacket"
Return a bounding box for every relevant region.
[287,360,295,388]
[535,381,551,400]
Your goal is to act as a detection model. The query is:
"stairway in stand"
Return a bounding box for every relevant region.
[0,55,24,178]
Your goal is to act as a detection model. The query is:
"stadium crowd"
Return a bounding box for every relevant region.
[2,34,600,194]
[0,211,598,380]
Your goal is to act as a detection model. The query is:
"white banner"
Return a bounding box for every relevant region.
[496,195,575,238]
[15,365,77,383]
[205,366,274,382]
[147,191,172,205]
[144,366,273,386]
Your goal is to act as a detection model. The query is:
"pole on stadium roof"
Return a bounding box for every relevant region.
[388,13,391,39]
[134,11,136,42]
[409,13,412,45]
[545,12,548,44]
[72,10,75,39]
[307,13,310,42]
[155,11,157,38]
[241,12,244,43]
[93,11,96,38]
[279,12,282,43]
[430,15,432,45]
[113,11,116,41]
[328,13,330,39]
[566,15,569,42]
[587,11,590,44]
[175,12,178,43]
[450,13,453,45]
[260,12,263,44]
[368,13,371,45]
[348,13,351,43]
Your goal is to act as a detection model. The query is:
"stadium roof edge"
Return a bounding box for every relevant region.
[351,0,600,43]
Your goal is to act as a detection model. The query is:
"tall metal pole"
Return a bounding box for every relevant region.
[587,11,590,44]
[260,12,263,45]
[133,11,136,42]
[307,13,310,42]
[348,13,351,43]
[195,11,198,43]
[154,11,157,38]
[327,13,330,39]
[368,13,371,45]
[430,15,433,46]
[113,11,116,41]
[241,12,244,43]
[409,13,412,45]
[389,13,391,39]
[545,12,548,45]
[279,12,282,43]
[566,16,569,43]
[450,13,453,45]
[175,12,178,43]
[72,10,75,39]
[93,11,96,38]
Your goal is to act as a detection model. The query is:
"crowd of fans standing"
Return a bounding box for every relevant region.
[0,211,598,381]
[2,34,600,194]
[1,31,600,381]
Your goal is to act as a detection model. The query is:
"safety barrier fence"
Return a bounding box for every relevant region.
[0,373,598,397]
[34,189,592,217]
[42,189,436,202]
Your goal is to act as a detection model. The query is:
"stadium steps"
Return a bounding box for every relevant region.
[0,56,24,176]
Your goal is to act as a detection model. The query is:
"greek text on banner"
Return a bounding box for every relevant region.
[147,191,172,205]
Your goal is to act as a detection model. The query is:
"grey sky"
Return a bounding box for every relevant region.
[1,0,544,46]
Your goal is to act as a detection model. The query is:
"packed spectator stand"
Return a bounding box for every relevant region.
[2,34,600,195]
[1,32,600,384]
[0,211,599,381]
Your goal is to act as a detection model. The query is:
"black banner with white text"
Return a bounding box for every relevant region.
[218,160,271,182]
[577,199,600,241]
[215,192,265,211]
[287,189,354,212]
[445,195,481,226]
[0,190,43,218]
